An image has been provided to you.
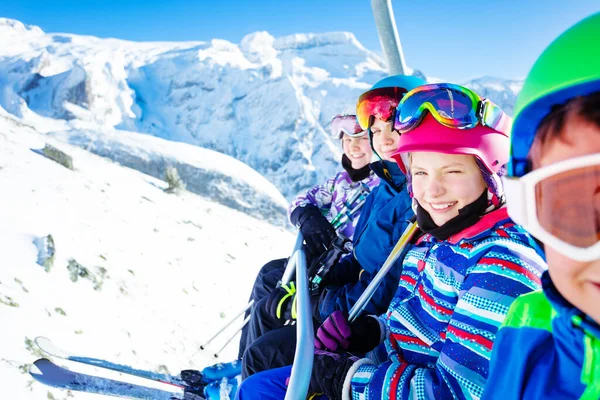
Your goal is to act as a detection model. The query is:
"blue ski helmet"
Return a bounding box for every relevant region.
[356,74,427,129]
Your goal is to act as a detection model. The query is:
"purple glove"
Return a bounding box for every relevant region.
[314,310,352,352]
[315,311,384,354]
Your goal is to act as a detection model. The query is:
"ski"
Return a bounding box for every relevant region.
[29,358,188,400]
[35,336,189,388]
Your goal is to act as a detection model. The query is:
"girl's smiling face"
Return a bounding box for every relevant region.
[342,134,372,169]
[410,152,486,226]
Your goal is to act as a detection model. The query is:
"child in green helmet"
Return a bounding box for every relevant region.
[483,13,600,400]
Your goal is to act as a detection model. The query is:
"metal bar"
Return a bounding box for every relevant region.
[371,0,407,75]
[213,315,251,358]
[284,243,313,400]
[280,233,304,285]
[199,299,254,350]
[348,219,419,322]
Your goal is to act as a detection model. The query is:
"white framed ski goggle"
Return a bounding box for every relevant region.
[503,153,600,262]
[331,114,367,139]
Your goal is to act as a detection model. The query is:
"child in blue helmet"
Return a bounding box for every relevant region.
[483,13,600,400]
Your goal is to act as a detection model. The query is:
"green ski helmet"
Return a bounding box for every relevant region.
[509,12,600,178]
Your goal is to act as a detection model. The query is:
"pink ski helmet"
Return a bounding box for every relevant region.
[390,113,510,175]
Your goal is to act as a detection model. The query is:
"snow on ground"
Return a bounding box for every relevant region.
[0,113,295,399]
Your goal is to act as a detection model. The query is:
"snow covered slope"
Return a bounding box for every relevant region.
[47,127,288,225]
[0,109,294,399]
[0,18,521,200]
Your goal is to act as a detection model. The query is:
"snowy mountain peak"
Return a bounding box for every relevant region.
[465,76,524,94]
[240,31,278,63]
[462,76,524,115]
[0,18,44,36]
[274,31,362,51]
[0,19,521,201]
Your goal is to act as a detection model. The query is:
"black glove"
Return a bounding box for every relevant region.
[290,205,336,258]
[315,311,383,354]
[264,282,297,321]
[307,234,352,292]
[309,349,360,400]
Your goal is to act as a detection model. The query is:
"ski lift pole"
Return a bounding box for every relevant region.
[280,232,305,285]
[284,239,313,400]
[371,0,407,75]
[348,217,419,322]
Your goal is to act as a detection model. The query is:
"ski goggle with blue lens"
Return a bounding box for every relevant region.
[393,83,512,135]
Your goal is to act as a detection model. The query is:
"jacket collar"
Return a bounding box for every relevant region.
[369,160,406,192]
[416,207,512,245]
[543,271,600,339]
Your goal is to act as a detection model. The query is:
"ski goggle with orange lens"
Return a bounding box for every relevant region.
[393,83,512,135]
[503,153,600,262]
[330,115,366,139]
[356,87,408,129]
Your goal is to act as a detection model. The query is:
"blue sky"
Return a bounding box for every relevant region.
[1,0,598,82]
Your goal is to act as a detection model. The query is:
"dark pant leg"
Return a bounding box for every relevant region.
[250,258,288,302]
[241,325,297,379]
[238,258,288,359]
[242,296,291,356]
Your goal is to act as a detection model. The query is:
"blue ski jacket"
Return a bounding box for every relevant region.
[483,271,600,400]
[316,160,414,321]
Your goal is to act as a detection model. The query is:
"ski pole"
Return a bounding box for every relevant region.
[331,195,368,230]
[199,299,254,350]
[330,184,371,229]
[200,232,303,351]
[329,190,363,228]
[348,217,419,322]
[212,315,251,358]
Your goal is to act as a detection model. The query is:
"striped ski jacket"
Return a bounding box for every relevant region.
[348,207,547,400]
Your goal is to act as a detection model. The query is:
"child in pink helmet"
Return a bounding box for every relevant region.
[305,83,547,400]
